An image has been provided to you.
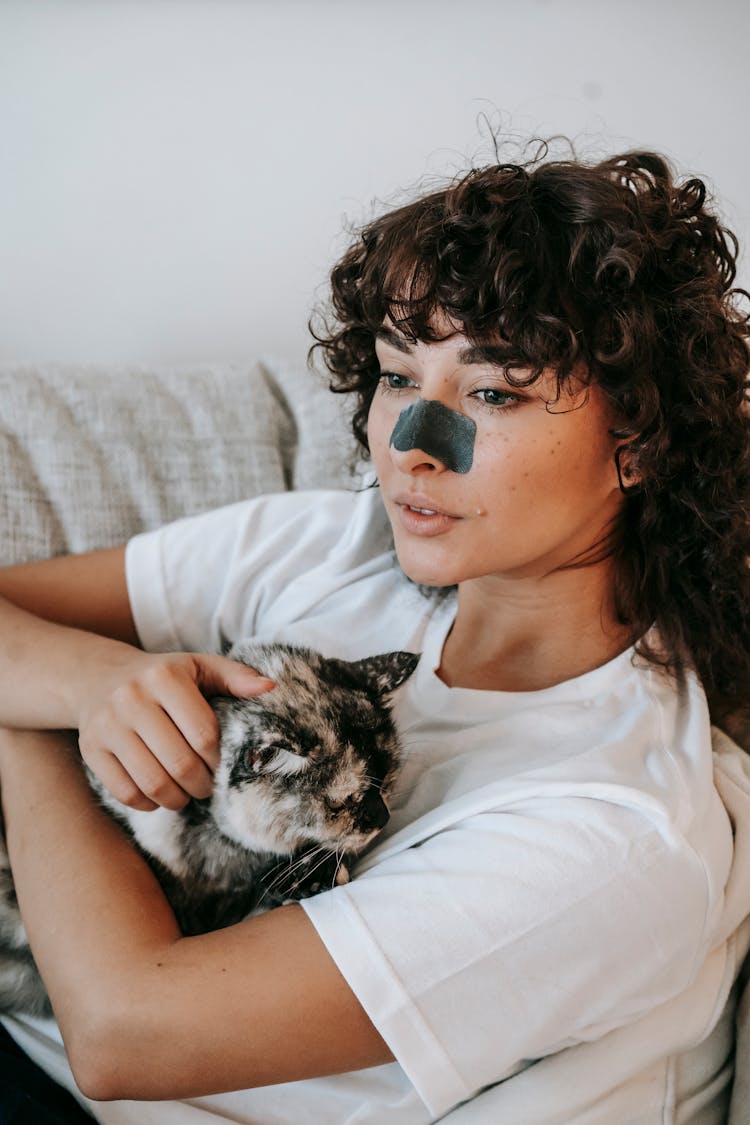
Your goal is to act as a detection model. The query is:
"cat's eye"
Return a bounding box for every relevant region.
[325,796,349,813]
[249,742,308,777]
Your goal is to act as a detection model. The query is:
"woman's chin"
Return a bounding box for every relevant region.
[395,550,462,590]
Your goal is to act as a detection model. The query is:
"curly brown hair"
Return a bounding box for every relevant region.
[309,147,750,718]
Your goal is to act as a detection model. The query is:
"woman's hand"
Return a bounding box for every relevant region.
[77,651,275,811]
[0,548,276,810]
[0,548,275,811]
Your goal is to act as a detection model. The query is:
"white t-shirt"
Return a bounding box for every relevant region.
[7,487,750,1124]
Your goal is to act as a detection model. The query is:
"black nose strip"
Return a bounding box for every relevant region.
[389,399,477,474]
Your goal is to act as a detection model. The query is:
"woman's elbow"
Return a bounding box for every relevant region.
[70,1048,127,1103]
[62,997,153,1102]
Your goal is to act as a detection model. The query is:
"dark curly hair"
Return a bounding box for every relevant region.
[309,147,750,720]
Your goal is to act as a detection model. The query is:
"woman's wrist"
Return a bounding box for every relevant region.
[0,592,141,731]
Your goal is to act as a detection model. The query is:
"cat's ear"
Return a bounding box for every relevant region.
[339,651,419,696]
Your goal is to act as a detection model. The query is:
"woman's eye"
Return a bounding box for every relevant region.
[472,387,520,409]
[380,372,417,391]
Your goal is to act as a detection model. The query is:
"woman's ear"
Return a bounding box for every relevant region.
[614,443,643,494]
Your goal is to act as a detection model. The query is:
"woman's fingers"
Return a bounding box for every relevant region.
[81,710,209,809]
[86,747,161,812]
[192,653,276,700]
[78,651,277,811]
[121,699,216,801]
[125,665,224,777]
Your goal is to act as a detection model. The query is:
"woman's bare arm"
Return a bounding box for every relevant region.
[0,729,393,1101]
[0,547,138,643]
[0,549,143,731]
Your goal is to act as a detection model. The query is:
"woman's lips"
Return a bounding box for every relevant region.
[394,497,462,536]
[394,493,459,517]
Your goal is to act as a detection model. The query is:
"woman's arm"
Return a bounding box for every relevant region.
[0,548,140,729]
[0,728,392,1101]
[0,547,141,644]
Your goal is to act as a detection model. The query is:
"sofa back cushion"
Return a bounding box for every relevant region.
[0,359,358,564]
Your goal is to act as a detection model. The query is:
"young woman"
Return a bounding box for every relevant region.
[0,145,748,1124]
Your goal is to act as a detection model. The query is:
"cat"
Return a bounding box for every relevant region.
[0,641,418,1017]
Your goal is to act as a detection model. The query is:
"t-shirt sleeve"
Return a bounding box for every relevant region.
[124,489,385,654]
[301,796,712,1118]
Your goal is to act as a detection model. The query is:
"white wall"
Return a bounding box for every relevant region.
[1,0,747,368]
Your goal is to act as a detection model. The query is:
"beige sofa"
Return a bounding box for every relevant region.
[0,357,748,1122]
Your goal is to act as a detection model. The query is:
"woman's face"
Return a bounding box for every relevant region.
[368,323,626,589]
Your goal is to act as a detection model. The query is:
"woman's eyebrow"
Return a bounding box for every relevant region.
[375,326,507,368]
[375,327,414,354]
[458,345,508,367]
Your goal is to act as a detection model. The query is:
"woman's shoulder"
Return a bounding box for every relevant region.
[527,651,718,828]
[125,485,404,655]
[231,485,396,577]
[128,485,393,578]
[150,483,386,538]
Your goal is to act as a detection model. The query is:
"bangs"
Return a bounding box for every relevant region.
[353,178,585,391]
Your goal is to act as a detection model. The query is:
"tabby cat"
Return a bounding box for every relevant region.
[0,642,418,1016]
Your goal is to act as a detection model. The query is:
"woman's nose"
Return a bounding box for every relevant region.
[389,443,448,474]
[388,397,476,475]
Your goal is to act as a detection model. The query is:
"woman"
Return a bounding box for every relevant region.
[0,145,748,1123]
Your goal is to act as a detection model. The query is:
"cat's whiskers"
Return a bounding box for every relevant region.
[379,776,407,800]
[254,867,303,911]
[293,846,339,886]
[261,843,337,901]
[263,846,326,892]
[255,854,314,906]
[332,845,349,889]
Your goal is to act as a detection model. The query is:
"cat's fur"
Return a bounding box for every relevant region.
[0,642,418,1017]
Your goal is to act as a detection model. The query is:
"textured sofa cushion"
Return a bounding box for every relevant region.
[0,359,357,565]
[257,356,362,491]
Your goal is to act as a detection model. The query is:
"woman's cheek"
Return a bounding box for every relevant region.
[366,400,388,458]
[369,399,408,467]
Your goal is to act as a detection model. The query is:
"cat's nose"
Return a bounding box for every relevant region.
[361,789,390,830]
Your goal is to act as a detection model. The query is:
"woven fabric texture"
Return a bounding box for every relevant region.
[0,359,356,565]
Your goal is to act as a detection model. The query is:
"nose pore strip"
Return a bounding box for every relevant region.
[389,399,477,474]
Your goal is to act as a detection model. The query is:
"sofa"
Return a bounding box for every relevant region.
[0,356,749,1122]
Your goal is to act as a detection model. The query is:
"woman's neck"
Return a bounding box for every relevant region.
[437,564,635,692]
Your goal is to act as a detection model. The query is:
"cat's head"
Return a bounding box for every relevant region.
[209,643,418,858]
